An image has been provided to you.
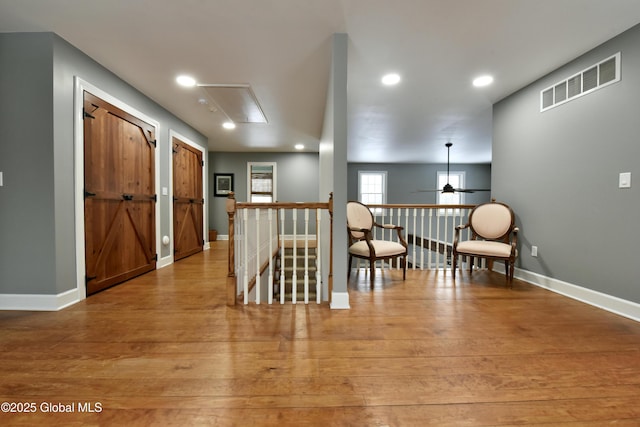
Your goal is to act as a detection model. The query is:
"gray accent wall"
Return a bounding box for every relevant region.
[0,33,207,298]
[208,152,321,234]
[493,23,640,304]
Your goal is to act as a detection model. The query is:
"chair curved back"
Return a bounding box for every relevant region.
[469,202,515,241]
[347,201,374,241]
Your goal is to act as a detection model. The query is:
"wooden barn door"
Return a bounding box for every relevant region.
[172,137,204,261]
[83,91,157,295]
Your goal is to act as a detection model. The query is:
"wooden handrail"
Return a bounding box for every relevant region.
[237,201,331,210]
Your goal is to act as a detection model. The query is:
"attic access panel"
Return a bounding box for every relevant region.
[199,84,267,124]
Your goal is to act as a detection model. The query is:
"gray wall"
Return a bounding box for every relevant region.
[347,163,492,205]
[0,33,56,294]
[493,23,640,303]
[208,152,321,233]
[0,32,207,296]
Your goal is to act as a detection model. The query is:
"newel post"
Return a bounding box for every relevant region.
[226,192,237,306]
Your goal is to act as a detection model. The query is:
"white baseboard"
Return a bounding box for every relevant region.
[330,291,350,309]
[493,265,640,322]
[157,255,173,269]
[0,288,80,311]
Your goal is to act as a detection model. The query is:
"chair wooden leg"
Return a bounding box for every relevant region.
[348,255,352,279]
[452,253,457,280]
[402,256,406,281]
[369,259,375,285]
[504,261,509,283]
[509,261,515,286]
[469,257,474,274]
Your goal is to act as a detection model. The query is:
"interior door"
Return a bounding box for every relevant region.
[173,137,204,261]
[83,91,157,295]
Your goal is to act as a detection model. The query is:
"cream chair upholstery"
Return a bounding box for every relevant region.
[452,200,519,285]
[347,201,408,285]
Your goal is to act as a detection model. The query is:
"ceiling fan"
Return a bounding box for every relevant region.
[416,142,490,194]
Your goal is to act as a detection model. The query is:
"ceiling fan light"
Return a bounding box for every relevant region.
[442,183,455,193]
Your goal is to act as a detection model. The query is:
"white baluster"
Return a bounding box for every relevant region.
[404,208,415,269]
[420,208,425,270]
[255,208,262,304]
[304,208,309,304]
[411,208,417,270]
[280,208,285,304]
[243,208,249,304]
[428,208,433,270]
[292,208,297,304]
[436,209,446,268]
[268,208,273,305]
[316,208,322,304]
[443,208,448,272]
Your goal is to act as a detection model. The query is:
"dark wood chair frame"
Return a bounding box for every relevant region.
[347,201,408,285]
[452,200,519,286]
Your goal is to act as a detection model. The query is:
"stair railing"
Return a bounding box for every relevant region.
[360,204,477,271]
[226,193,333,306]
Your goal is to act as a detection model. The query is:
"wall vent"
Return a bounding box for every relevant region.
[540,52,620,112]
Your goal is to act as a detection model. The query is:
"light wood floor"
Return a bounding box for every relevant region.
[2,241,640,426]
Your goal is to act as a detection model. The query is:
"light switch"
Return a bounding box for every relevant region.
[0,171,3,187]
[162,187,168,196]
[619,172,631,189]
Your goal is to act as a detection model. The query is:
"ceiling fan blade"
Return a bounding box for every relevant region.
[413,189,441,193]
[456,188,491,193]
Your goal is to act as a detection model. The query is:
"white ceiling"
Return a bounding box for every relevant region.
[2,0,640,164]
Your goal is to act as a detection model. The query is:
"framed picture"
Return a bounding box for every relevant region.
[214,173,234,197]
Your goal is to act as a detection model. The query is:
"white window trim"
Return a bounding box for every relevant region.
[247,162,277,203]
[358,170,387,203]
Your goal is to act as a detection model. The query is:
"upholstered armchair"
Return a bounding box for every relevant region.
[347,201,408,285]
[452,200,519,285]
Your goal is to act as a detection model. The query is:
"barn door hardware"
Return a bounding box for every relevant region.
[84,190,96,198]
[122,194,134,201]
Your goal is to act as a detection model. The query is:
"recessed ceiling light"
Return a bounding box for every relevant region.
[176,75,196,87]
[294,144,304,150]
[382,73,401,86]
[472,75,494,87]
[222,121,236,130]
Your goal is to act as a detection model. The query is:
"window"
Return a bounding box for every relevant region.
[437,171,464,214]
[358,171,387,213]
[248,162,276,202]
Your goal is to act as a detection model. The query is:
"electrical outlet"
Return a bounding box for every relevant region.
[531,246,538,257]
